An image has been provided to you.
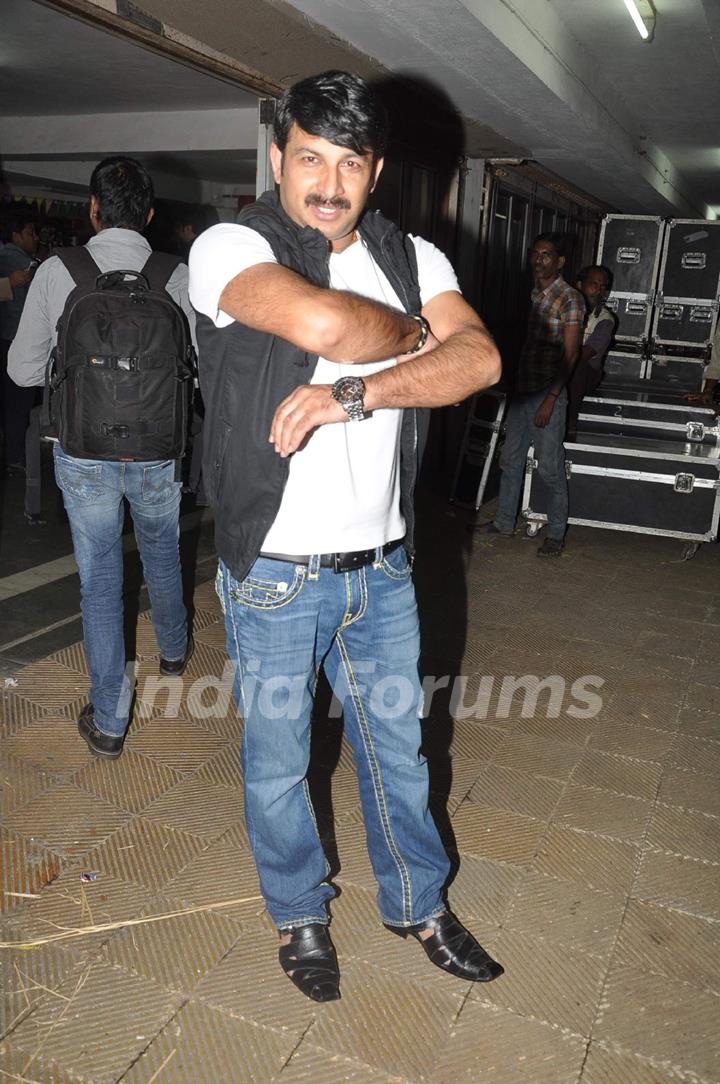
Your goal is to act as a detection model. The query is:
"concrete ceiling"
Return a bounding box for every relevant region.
[283,0,720,218]
[0,0,718,219]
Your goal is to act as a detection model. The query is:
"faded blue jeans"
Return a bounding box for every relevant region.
[216,546,450,929]
[494,387,569,539]
[54,446,187,736]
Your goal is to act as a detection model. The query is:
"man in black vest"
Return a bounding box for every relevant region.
[190,71,502,1002]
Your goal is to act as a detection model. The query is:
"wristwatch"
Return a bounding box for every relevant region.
[405,314,430,354]
[331,376,366,421]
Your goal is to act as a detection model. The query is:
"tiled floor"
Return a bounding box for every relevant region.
[2,499,720,1083]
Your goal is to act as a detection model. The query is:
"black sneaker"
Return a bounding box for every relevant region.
[77,704,124,759]
[159,634,194,677]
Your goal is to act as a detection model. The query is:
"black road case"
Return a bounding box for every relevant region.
[450,390,507,509]
[597,215,665,343]
[653,219,720,349]
[645,353,706,393]
[603,349,647,383]
[576,390,719,446]
[522,434,720,546]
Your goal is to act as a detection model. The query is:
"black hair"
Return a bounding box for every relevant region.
[274,70,389,160]
[577,263,613,290]
[89,156,154,232]
[533,232,570,259]
[1,202,36,244]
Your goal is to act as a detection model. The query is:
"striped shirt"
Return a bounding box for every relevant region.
[516,274,585,393]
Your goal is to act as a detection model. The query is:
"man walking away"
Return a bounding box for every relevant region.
[0,204,39,474]
[473,232,584,556]
[9,157,195,759]
[190,70,503,1002]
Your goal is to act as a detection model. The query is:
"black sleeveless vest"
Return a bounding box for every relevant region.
[196,190,428,582]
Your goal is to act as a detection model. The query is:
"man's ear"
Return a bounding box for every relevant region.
[145,207,155,227]
[270,142,283,185]
[89,195,100,224]
[558,254,566,270]
[370,156,384,193]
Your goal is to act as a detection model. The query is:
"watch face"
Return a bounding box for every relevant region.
[334,377,364,404]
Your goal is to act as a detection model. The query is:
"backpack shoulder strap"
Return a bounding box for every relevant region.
[142,251,183,292]
[55,246,101,287]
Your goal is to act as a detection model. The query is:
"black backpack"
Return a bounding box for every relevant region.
[44,247,195,461]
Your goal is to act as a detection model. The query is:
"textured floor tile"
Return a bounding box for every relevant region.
[552,784,652,843]
[141,777,244,841]
[3,783,129,858]
[278,1044,410,1083]
[0,1039,84,1082]
[192,579,223,613]
[0,828,62,916]
[613,898,720,994]
[8,959,181,1083]
[471,928,606,1033]
[7,659,88,713]
[594,965,720,1080]
[1,942,89,1040]
[466,765,564,819]
[634,850,720,920]
[677,706,720,742]
[514,712,598,746]
[50,641,90,677]
[491,732,583,779]
[1,754,51,814]
[533,827,639,895]
[581,1042,700,1084]
[447,854,523,928]
[431,1000,586,1084]
[102,898,242,994]
[666,733,720,777]
[162,840,264,923]
[447,720,507,761]
[588,720,674,761]
[506,870,626,958]
[195,743,244,789]
[127,715,230,772]
[194,617,228,652]
[309,959,461,1080]
[451,804,546,865]
[82,817,206,893]
[646,804,720,863]
[606,695,680,732]
[658,766,720,818]
[0,692,47,737]
[193,918,318,1032]
[73,749,183,814]
[123,998,297,1084]
[3,716,92,774]
[570,749,662,800]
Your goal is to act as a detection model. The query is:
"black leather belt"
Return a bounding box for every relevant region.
[259,538,403,574]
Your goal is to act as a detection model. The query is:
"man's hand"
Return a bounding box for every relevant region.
[269,384,347,457]
[683,391,715,407]
[534,394,557,428]
[8,267,34,290]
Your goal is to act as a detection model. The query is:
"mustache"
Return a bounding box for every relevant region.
[305,193,351,211]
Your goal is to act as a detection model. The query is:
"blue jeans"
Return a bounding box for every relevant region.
[495,388,568,539]
[216,546,450,929]
[54,446,187,737]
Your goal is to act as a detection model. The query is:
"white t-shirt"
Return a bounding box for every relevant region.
[190,222,459,553]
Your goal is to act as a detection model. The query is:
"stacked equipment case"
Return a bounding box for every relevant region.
[520,215,720,557]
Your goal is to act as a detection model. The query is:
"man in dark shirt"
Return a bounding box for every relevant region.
[0,204,39,473]
[474,232,584,556]
[567,265,615,439]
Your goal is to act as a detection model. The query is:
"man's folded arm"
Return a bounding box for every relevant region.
[363,290,501,410]
[218,263,426,363]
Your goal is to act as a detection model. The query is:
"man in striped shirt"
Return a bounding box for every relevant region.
[475,232,584,556]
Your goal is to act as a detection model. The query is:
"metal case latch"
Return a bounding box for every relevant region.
[674,473,695,493]
[686,422,705,442]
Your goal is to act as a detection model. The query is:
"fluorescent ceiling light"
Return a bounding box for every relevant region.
[623,0,656,41]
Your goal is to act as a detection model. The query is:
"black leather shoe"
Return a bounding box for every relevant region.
[159,634,194,677]
[385,912,503,982]
[77,704,124,759]
[279,924,341,1002]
